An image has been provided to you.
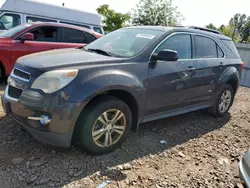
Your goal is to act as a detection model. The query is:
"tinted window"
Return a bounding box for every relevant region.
[217,46,224,58]
[195,36,217,58]
[94,27,102,34]
[27,17,57,23]
[60,28,86,43]
[30,27,57,42]
[85,32,96,43]
[156,34,192,59]
[60,21,90,29]
[221,39,240,57]
[0,13,21,30]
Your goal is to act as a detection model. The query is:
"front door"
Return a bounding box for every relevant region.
[11,26,60,65]
[11,26,84,66]
[146,33,199,116]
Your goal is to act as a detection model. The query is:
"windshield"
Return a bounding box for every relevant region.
[0,24,31,38]
[85,28,164,57]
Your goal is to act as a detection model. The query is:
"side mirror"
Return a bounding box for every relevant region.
[20,33,34,43]
[152,49,179,61]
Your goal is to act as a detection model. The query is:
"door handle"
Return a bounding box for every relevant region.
[186,66,196,71]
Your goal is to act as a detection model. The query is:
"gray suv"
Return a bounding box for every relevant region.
[1,26,243,154]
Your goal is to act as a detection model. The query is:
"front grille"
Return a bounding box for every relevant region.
[13,69,30,81]
[8,85,23,99]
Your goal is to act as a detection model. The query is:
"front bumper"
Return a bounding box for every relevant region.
[1,90,80,148]
[239,158,250,188]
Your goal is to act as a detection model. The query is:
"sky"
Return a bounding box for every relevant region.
[0,0,249,27]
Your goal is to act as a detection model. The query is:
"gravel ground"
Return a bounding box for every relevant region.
[0,83,249,188]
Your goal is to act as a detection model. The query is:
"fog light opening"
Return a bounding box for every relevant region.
[40,115,51,125]
[28,115,51,125]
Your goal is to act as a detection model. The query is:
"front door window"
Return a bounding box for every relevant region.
[0,13,21,30]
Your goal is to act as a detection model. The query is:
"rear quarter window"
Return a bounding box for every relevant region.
[221,39,240,58]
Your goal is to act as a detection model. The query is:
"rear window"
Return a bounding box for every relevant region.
[221,40,240,57]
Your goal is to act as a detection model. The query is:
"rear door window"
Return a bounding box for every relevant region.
[217,46,224,58]
[156,34,192,59]
[59,27,86,43]
[195,35,217,58]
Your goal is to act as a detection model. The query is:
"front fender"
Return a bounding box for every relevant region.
[63,68,147,132]
[70,69,146,102]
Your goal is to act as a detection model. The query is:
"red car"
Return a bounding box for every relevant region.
[0,22,102,78]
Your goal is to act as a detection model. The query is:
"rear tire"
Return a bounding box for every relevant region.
[75,96,132,154]
[209,84,234,117]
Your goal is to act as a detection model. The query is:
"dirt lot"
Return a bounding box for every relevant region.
[0,83,249,188]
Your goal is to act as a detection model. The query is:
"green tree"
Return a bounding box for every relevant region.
[219,25,240,42]
[205,23,217,30]
[241,20,250,42]
[131,0,183,26]
[229,13,247,40]
[97,4,130,32]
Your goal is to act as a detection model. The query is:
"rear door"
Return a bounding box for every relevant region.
[146,33,200,115]
[190,34,227,105]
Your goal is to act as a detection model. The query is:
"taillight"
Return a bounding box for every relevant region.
[240,61,244,72]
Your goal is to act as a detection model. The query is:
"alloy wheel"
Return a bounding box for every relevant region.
[92,109,126,147]
[218,90,232,113]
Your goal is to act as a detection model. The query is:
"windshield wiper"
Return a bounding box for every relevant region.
[86,48,112,56]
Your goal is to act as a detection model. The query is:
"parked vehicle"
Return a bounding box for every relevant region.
[239,150,250,188]
[1,26,243,154]
[0,22,102,78]
[0,0,104,34]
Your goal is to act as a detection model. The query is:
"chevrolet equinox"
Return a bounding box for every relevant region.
[1,26,243,154]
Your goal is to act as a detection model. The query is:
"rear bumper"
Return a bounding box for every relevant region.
[239,159,250,188]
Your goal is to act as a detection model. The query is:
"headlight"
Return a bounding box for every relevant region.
[31,69,78,94]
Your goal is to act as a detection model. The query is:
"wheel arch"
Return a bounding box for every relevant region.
[72,87,143,139]
[218,66,240,95]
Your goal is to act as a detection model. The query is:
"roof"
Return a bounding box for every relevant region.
[26,22,103,37]
[126,25,231,40]
[1,0,101,26]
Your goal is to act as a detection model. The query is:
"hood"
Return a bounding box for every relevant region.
[16,48,124,71]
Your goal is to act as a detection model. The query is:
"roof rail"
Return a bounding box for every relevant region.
[187,26,221,34]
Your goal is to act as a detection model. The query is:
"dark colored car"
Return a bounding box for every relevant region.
[1,26,243,154]
[0,22,102,79]
[239,150,250,187]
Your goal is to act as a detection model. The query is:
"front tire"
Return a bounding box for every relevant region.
[76,96,132,154]
[209,84,234,117]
